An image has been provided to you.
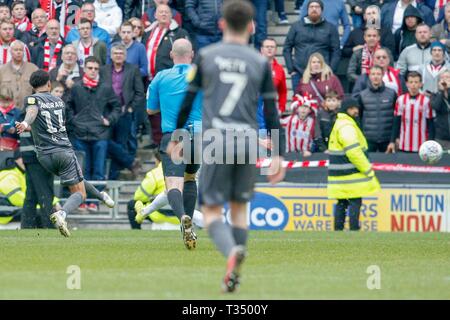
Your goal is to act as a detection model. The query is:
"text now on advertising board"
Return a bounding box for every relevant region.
[223,184,449,232]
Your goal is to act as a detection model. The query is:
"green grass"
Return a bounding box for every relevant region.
[1,230,450,299]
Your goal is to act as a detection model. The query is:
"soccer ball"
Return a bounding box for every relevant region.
[419,140,443,164]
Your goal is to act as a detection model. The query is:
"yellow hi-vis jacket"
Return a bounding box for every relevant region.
[327,113,381,199]
[134,162,165,203]
[0,167,26,224]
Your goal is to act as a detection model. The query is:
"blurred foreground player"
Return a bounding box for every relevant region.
[174,0,286,292]
[16,70,115,237]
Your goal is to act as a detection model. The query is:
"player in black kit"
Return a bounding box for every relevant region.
[16,70,115,237]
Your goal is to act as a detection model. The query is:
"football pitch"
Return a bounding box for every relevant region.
[1,230,449,300]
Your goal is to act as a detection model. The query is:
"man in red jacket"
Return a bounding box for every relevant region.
[261,38,287,113]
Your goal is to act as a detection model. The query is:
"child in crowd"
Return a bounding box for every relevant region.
[51,81,65,98]
[318,90,341,151]
[0,87,20,151]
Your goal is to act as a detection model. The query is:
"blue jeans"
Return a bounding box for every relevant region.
[252,0,268,50]
[196,34,222,51]
[73,139,108,181]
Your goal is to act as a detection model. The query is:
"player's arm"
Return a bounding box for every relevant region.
[147,73,161,116]
[15,104,38,134]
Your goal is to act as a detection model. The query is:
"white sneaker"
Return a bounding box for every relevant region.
[101,191,115,208]
[50,210,71,237]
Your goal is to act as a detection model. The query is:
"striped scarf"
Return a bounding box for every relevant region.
[13,16,32,32]
[43,37,63,71]
[83,73,99,89]
[146,22,167,79]
[361,42,380,75]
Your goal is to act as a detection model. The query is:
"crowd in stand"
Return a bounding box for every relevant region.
[0,0,450,201]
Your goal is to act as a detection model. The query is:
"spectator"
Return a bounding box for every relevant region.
[397,23,432,76]
[317,90,340,150]
[260,38,287,113]
[0,40,38,110]
[387,71,435,153]
[65,2,111,45]
[353,48,404,98]
[124,0,152,19]
[347,0,366,29]
[431,70,450,149]
[0,86,20,151]
[143,4,189,81]
[93,0,123,38]
[431,2,450,52]
[11,1,32,32]
[251,0,268,50]
[129,17,144,42]
[347,27,381,84]
[51,80,65,98]
[423,0,448,21]
[283,0,341,91]
[295,53,344,107]
[299,0,351,46]
[100,43,145,180]
[39,0,82,38]
[381,0,435,35]
[394,5,423,60]
[0,4,10,20]
[273,0,289,25]
[31,19,64,71]
[72,18,108,66]
[185,0,222,50]
[66,56,121,191]
[342,5,396,59]
[0,19,31,65]
[358,65,397,152]
[116,21,148,77]
[421,41,450,94]
[20,8,48,49]
[49,44,84,102]
[142,0,183,28]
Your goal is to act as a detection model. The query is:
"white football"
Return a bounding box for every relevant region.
[419,140,443,164]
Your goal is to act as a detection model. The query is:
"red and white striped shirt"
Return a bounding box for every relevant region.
[280,114,315,153]
[146,23,167,80]
[394,93,435,152]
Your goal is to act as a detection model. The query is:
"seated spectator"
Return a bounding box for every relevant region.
[65,2,111,45]
[49,44,84,102]
[295,53,344,107]
[353,48,404,98]
[100,43,145,180]
[12,1,32,32]
[142,0,183,28]
[431,2,450,52]
[0,19,31,65]
[20,8,48,49]
[397,23,432,76]
[129,17,144,42]
[280,98,316,157]
[93,0,123,39]
[421,41,450,94]
[347,27,381,85]
[0,87,20,151]
[0,4,10,20]
[358,65,397,152]
[186,0,222,50]
[0,156,26,221]
[299,0,351,47]
[283,0,341,91]
[31,19,64,71]
[394,5,424,60]
[116,21,148,77]
[381,0,435,35]
[431,70,450,149]
[342,5,396,59]
[72,18,108,66]
[66,56,121,192]
[51,80,65,98]
[260,38,287,113]
[40,0,82,38]
[317,90,340,151]
[387,71,435,153]
[143,4,189,81]
[0,40,37,110]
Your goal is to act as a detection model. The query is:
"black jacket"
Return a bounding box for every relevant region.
[342,24,396,58]
[19,27,47,49]
[30,38,65,70]
[358,82,397,143]
[431,89,450,141]
[142,23,189,75]
[394,5,423,60]
[100,63,145,112]
[66,82,122,141]
[283,17,341,74]
[185,0,222,36]
[49,64,84,103]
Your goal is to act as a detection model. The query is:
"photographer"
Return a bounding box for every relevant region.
[431,70,450,149]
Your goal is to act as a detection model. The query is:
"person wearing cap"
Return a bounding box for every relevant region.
[327,98,381,231]
[421,41,450,94]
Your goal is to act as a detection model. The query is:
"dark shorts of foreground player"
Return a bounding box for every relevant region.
[37,149,84,186]
[159,132,200,177]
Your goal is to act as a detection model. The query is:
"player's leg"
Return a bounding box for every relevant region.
[183,168,199,219]
[83,180,115,208]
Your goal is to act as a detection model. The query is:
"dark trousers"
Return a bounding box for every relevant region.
[367,141,390,152]
[334,198,362,231]
[148,113,163,146]
[127,200,142,230]
[252,0,268,50]
[21,162,55,229]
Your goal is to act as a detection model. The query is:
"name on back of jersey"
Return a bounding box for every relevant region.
[38,100,65,110]
[214,56,247,73]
